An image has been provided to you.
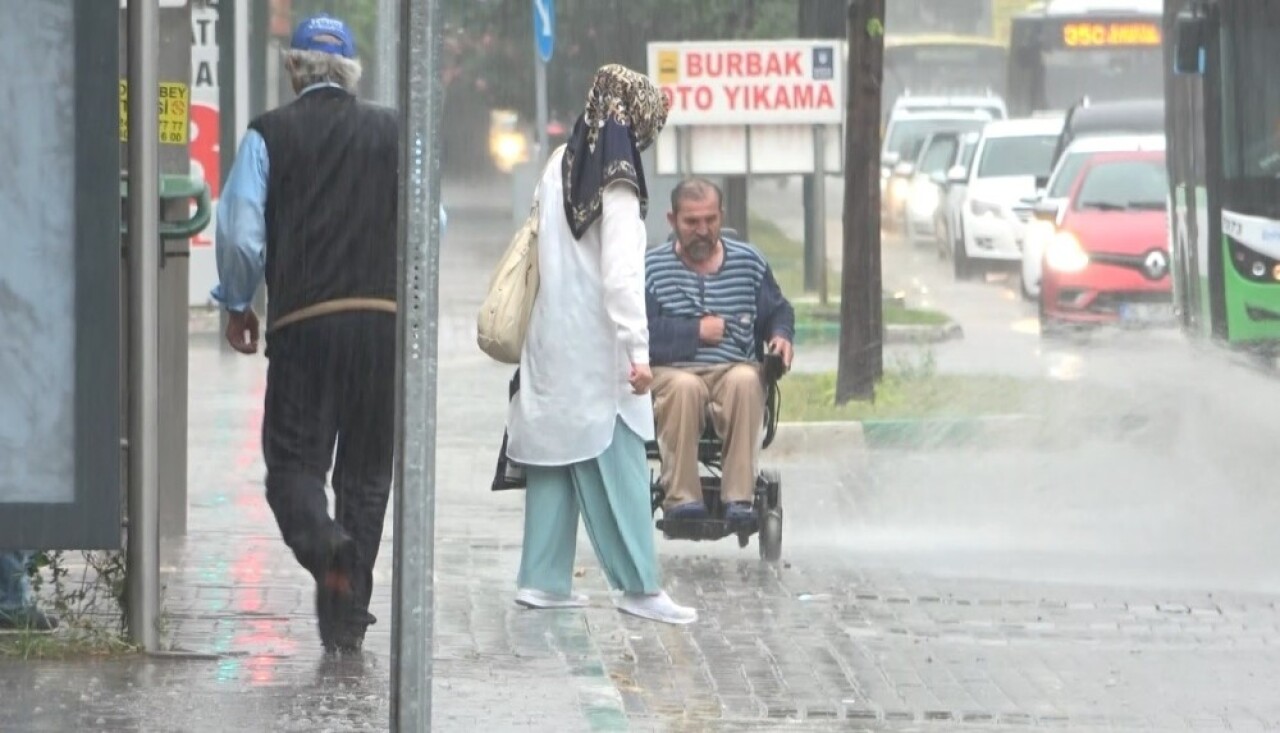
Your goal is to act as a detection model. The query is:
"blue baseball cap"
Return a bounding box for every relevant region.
[291,14,357,59]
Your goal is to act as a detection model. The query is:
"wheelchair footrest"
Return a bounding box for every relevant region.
[656,517,758,541]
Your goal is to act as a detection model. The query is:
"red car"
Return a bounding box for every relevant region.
[1038,150,1172,334]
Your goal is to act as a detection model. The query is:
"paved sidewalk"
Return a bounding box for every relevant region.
[4,192,1280,731]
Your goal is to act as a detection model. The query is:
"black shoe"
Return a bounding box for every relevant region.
[314,531,360,653]
[0,607,59,632]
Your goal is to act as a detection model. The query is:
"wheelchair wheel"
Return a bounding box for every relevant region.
[758,507,783,562]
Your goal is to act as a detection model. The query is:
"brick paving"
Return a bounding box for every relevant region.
[2,196,1280,731]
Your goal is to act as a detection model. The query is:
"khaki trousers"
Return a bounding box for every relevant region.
[651,363,764,510]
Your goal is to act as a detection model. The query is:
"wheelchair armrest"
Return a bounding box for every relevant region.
[762,351,786,385]
[760,353,784,450]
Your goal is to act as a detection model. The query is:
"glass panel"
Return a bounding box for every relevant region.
[1075,159,1168,210]
[959,136,979,168]
[1048,152,1088,198]
[919,137,958,173]
[884,45,1007,102]
[885,118,988,160]
[1221,4,1280,180]
[976,134,1060,178]
[1039,47,1164,110]
[0,0,76,504]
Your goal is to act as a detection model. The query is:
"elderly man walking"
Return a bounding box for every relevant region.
[212,13,401,654]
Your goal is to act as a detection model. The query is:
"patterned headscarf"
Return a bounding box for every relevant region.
[562,64,671,240]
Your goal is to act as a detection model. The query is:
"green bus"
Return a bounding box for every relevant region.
[1167,1,1280,350]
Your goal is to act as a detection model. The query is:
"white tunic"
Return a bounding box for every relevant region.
[505,147,655,466]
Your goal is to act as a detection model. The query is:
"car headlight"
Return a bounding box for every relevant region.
[888,177,910,203]
[969,199,1003,217]
[909,183,939,216]
[496,134,525,159]
[1044,231,1089,273]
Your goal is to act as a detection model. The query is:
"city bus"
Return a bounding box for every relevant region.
[880,0,1007,119]
[883,34,1009,121]
[1006,0,1165,117]
[1166,1,1280,350]
[883,0,1033,43]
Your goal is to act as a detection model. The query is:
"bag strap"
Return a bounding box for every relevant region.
[526,144,567,233]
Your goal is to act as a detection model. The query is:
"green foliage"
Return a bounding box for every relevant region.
[746,214,811,296]
[794,300,952,327]
[439,0,800,117]
[779,367,1039,422]
[0,550,136,660]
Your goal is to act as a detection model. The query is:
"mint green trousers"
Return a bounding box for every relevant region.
[517,418,661,596]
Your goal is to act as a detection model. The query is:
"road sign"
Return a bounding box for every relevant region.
[533,0,554,63]
[647,40,844,126]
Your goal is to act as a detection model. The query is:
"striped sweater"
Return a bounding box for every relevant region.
[644,237,795,366]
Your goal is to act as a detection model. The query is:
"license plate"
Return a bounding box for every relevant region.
[1119,302,1175,322]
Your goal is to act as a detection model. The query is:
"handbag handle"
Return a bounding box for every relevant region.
[526,144,568,234]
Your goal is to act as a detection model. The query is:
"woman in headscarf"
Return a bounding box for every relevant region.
[505,64,696,625]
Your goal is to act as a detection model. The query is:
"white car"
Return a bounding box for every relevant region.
[881,110,994,232]
[933,131,982,257]
[945,116,1065,280]
[1016,133,1167,299]
[901,130,977,248]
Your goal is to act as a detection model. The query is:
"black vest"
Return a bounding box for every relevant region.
[249,88,399,328]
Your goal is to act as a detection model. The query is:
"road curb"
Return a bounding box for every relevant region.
[771,420,868,457]
[775,412,1156,453]
[859,415,1031,449]
[792,320,963,346]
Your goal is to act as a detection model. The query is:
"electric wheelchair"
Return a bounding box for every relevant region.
[645,349,787,562]
[493,226,789,562]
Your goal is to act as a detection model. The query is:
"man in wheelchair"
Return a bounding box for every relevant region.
[644,177,796,525]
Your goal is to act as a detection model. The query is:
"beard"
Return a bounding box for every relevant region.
[683,236,716,262]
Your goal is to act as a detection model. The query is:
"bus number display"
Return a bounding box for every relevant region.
[1062,21,1162,48]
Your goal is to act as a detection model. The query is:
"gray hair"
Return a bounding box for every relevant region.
[283,48,363,92]
[670,177,723,214]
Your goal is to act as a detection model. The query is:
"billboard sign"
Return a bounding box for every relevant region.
[647,40,844,126]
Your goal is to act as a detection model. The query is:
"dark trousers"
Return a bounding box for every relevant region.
[261,311,396,620]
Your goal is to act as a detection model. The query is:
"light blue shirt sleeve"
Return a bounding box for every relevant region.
[210,129,269,313]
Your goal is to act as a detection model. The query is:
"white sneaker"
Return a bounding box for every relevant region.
[515,588,589,609]
[615,591,698,625]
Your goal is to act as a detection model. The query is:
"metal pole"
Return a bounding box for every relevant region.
[535,57,549,162]
[126,0,161,652]
[217,0,237,353]
[249,0,267,118]
[813,125,829,306]
[376,0,398,106]
[391,0,443,729]
[803,175,817,290]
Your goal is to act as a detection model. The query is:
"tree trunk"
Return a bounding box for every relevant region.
[836,0,885,404]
